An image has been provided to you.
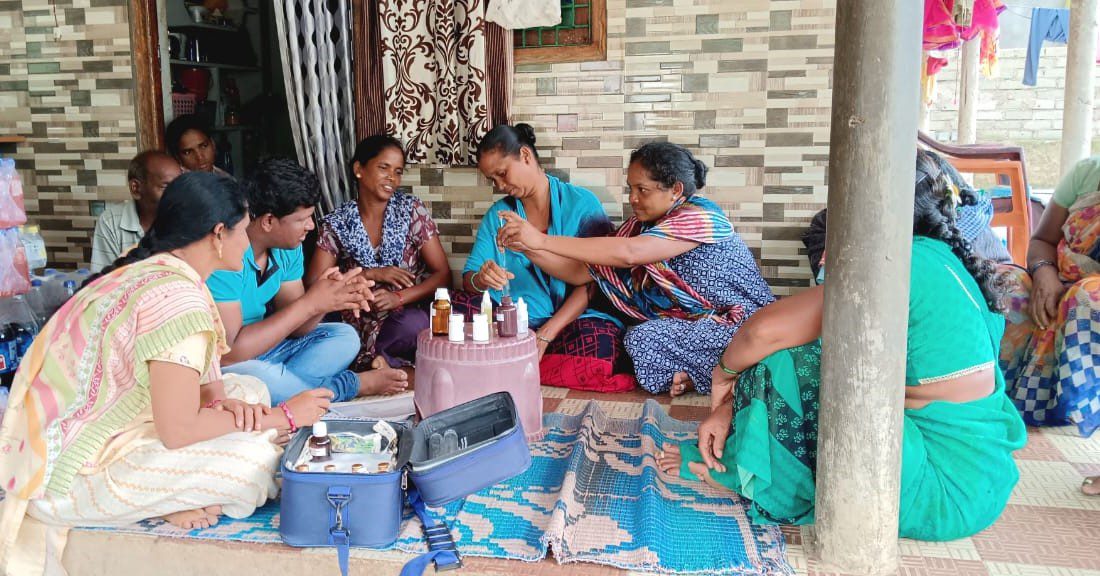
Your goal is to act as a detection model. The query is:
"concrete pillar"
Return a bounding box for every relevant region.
[815,0,921,574]
[958,34,981,144]
[919,52,931,133]
[1061,0,1098,176]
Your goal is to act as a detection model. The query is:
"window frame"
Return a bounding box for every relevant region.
[513,0,607,65]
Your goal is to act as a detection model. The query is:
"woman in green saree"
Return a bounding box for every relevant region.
[658,149,1027,541]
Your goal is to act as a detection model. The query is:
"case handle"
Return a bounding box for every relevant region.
[400,486,462,575]
[327,486,352,576]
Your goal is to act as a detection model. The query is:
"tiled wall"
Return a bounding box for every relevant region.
[0,0,139,267]
[2,0,836,292]
[407,0,837,294]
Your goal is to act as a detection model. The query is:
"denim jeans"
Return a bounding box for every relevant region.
[223,323,361,405]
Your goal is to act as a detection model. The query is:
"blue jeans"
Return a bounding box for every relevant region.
[223,323,361,405]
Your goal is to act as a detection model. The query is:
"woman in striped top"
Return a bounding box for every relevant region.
[0,172,332,575]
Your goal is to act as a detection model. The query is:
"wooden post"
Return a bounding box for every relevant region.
[958,34,981,144]
[1061,0,1098,175]
[815,0,921,573]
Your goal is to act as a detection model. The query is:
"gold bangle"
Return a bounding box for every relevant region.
[718,358,741,377]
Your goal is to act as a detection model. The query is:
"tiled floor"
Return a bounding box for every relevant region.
[65,386,1100,576]
[535,386,1100,576]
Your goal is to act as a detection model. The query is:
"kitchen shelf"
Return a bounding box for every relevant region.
[210,125,256,132]
[169,22,239,33]
[170,59,260,71]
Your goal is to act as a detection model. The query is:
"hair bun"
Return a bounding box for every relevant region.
[692,158,708,189]
[515,123,537,147]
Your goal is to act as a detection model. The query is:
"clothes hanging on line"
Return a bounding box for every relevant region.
[1023,7,1100,87]
[1024,8,1069,86]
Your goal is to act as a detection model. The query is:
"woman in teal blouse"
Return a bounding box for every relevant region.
[658,149,1027,541]
[460,124,634,392]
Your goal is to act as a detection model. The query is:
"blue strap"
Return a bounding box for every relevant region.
[399,486,462,576]
[327,486,352,576]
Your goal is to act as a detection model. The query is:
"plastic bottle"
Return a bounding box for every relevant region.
[309,421,332,463]
[431,288,451,336]
[67,269,91,290]
[25,279,47,327]
[479,294,493,324]
[61,280,77,306]
[0,158,26,227]
[516,297,529,336]
[7,295,38,359]
[0,229,29,298]
[0,325,16,388]
[498,295,518,338]
[41,269,66,316]
[0,295,37,387]
[448,313,464,343]
[19,225,47,271]
[0,386,9,425]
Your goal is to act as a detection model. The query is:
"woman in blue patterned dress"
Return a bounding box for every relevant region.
[498,142,773,395]
[308,135,452,376]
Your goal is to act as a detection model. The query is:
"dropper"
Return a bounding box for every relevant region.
[497,213,511,298]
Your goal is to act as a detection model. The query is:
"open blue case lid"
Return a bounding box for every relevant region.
[281,391,532,508]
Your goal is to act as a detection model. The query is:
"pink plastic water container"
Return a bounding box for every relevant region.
[414,327,544,442]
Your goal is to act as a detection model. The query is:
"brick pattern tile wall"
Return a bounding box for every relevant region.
[405,0,837,295]
[0,0,139,267]
[926,46,1100,143]
[2,0,836,292]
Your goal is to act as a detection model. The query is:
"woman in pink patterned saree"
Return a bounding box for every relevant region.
[999,157,1100,494]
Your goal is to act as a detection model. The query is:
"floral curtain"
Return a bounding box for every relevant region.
[359,0,510,166]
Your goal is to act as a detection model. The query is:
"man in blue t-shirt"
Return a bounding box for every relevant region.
[208,158,409,406]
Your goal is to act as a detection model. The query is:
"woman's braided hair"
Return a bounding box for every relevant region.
[913,148,1006,312]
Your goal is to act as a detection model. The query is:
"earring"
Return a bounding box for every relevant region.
[355,172,361,178]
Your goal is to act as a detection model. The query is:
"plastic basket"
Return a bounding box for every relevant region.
[172,93,198,117]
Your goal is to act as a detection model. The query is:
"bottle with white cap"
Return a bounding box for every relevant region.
[448,313,465,342]
[472,313,490,342]
[516,297,529,336]
[309,421,332,463]
[431,288,451,336]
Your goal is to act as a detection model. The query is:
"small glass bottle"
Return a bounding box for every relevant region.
[431,288,451,336]
[309,421,332,463]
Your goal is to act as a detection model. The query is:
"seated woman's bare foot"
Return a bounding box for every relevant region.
[370,355,390,370]
[357,368,409,396]
[670,372,695,397]
[162,505,221,530]
[1083,475,1100,496]
[655,443,731,493]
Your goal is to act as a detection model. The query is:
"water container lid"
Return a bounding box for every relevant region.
[312,421,328,437]
[63,280,77,288]
[76,268,90,275]
[31,279,42,286]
